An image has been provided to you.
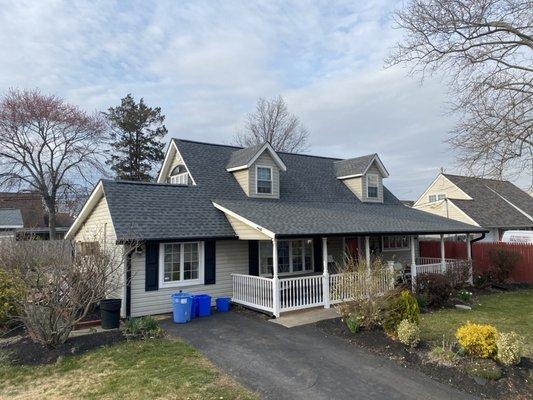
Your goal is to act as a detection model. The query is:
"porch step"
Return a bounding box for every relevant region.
[270,307,340,328]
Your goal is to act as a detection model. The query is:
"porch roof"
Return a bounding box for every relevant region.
[212,199,487,238]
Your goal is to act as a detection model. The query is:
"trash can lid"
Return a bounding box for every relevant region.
[171,292,192,299]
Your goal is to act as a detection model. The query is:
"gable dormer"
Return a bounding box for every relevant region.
[157,140,196,185]
[334,154,389,203]
[226,142,287,199]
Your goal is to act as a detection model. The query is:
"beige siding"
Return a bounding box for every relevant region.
[420,174,471,203]
[233,169,250,196]
[130,240,249,317]
[342,162,384,203]
[249,152,280,199]
[225,214,271,240]
[415,200,478,226]
[342,177,363,199]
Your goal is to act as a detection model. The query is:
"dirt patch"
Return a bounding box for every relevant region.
[0,330,125,366]
[316,318,532,400]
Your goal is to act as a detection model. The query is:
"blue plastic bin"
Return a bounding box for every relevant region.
[216,297,231,313]
[171,292,193,323]
[191,296,199,319]
[196,294,212,317]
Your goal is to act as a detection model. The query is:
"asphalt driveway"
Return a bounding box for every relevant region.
[162,312,475,400]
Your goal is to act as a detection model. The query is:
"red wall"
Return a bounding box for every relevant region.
[419,241,533,283]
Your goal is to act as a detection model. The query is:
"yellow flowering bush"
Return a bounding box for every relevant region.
[397,319,420,348]
[456,322,499,358]
[496,332,523,366]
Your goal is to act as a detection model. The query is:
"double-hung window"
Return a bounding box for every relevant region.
[170,173,188,185]
[366,174,379,198]
[428,193,446,203]
[159,242,203,287]
[259,239,314,276]
[382,236,410,251]
[256,166,272,194]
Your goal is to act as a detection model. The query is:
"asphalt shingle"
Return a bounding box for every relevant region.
[0,209,23,228]
[333,154,376,178]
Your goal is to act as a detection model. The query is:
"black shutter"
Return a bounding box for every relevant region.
[248,240,259,276]
[145,241,159,291]
[204,240,216,285]
[313,237,323,273]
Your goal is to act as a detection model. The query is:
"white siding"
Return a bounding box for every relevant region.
[130,240,249,317]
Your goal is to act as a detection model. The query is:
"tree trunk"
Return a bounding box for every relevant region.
[48,210,57,240]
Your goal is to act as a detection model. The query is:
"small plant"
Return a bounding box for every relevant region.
[345,314,362,333]
[456,322,499,358]
[415,293,428,309]
[122,316,163,340]
[383,290,419,334]
[428,338,459,367]
[496,331,523,366]
[415,273,452,308]
[458,290,472,303]
[397,319,420,348]
[0,269,25,326]
[465,359,502,381]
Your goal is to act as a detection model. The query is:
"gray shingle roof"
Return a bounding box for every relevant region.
[0,209,23,228]
[333,154,376,177]
[225,142,265,169]
[101,140,485,241]
[444,174,533,228]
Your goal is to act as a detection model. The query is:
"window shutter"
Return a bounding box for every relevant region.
[145,241,159,291]
[204,240,216,285]
[248,240,259,276]
[313,237,323,273]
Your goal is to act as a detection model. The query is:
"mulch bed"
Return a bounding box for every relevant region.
[0,330,125,366]
[316,318,532,400]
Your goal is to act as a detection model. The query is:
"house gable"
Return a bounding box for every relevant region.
[336,156,388,203]
[414,173,472,207]
[157,140,196,185]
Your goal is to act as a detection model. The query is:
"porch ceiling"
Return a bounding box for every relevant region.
[212,199,488,238]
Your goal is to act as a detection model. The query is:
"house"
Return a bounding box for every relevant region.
[413,173,533,242]
[0,192,74,240]
[66,139,485,318]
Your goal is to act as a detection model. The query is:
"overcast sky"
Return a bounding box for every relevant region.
[2,0,518,200]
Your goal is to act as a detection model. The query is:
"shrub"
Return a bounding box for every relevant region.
[0,269,25,326]
[122,316,164,340]
[415,273,452,308]
[428,346,459,366]
[415,293,428,309]
[496,332,523,366]
[488,249,519,283]
[457,290,472,303]
[345,314,362,333]
[383,290,419,334]
[465,359,502,381]
[456,322,499,358]
[397,319,420,348]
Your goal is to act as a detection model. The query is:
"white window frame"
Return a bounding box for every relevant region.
[258,239,314,277]
[382,235,410,252]
[366,173,379,198]
[255,165,273,195]
[170,172,189,185]
[428,193,446,203]
[159,241,204,288]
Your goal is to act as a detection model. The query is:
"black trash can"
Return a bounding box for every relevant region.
[100,299,122,329]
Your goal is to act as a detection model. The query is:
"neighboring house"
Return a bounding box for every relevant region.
[413,173,533,242]
[401,200,415,207]
[0,192,74,240]
[66,139,484,318]
[0,209,24,239]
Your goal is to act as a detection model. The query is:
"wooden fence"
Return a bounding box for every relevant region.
[419,240,533,283]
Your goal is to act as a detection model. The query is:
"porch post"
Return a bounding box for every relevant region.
[440,234,446,272]
[365,236,371,271]
[272,238,280,317]
[322,237,330,309]
[411,236,417,292]
[466,234,472,260]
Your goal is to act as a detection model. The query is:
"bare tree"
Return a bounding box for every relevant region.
[234,96,310,153]
[0,89,107,238]
[387,0,532,185]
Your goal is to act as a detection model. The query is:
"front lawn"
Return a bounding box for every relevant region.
[420,289,533,357]
[0,338,257,400]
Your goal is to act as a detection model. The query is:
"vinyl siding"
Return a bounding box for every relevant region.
[326,236,344,266]
[225,214,271,240]
[342,177,364,199]
[233,169,250,196]
[341,162,383,203]
[249,152,280,199]
[415,199,479,226]
[130,240,248,317]
[421,174,471,203]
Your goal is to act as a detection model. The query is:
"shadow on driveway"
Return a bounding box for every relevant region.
[162,312,475,400]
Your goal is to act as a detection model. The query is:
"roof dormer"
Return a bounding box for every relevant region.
[157,140,196,185]
[334,154,389,203]
[226,142,287,199]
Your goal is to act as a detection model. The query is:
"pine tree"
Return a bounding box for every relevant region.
[105,94,167,181]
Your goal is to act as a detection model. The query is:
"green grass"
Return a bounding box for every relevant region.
[420,289,533,357]
[0,339,257,400]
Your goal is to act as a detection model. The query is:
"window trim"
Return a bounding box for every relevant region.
[258,239,314,277]
[366,173,379,199]
[158,241,204,288]
[255,165,273,195]
[381,235,410,252]
[428,193,446,203]
[170,172,189,185]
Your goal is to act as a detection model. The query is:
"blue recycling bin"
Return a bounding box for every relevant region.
[216,297,231,313]
[171,292,193,324]
[191,296,199,319]
[196,294,212,317]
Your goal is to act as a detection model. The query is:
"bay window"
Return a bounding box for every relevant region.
[259,239,314,276]
[159,242,204,287]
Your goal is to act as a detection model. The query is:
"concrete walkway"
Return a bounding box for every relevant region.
[162,312,475,400]
[270,307,339,328]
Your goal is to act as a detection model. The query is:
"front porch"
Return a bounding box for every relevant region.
[231,235,473,317]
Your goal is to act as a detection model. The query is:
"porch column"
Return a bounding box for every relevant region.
[365,236,371,271]
[440,234,446,272]
[411,236,417,292]
[272,238,280,317]
[466,234,472,260]
[322,237,330,309]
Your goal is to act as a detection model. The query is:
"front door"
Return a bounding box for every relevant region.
[345,238,360,262]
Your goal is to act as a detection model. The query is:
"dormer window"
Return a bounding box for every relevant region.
[367,174,379,198]
[256,166,272,194]
[169,164,189,185]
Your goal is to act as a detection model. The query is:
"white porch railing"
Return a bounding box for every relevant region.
[279,275,324,312]
[232,274,274,313]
